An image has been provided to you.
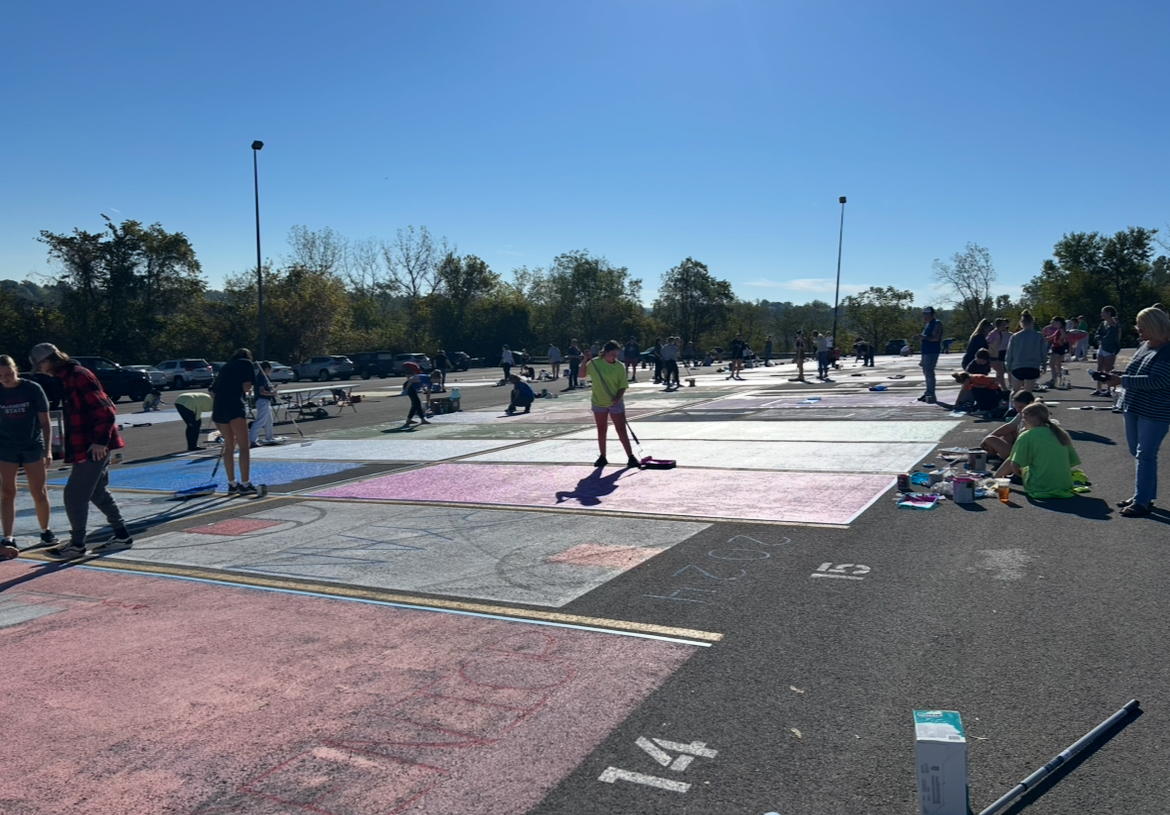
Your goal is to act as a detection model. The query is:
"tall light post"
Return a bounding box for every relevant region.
[252,140,265,360]
[831,195,846,354]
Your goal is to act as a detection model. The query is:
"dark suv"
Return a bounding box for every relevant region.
[72,356,153,403]
[348,351,396,379]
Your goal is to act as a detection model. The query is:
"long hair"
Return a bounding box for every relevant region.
[1021,402,1071,447]
[970,319,992,342]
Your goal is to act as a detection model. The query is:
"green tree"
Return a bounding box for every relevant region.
[652,258,734,350]
[522,250,643,345]
[841,286,917,353]
[38,216,204,360]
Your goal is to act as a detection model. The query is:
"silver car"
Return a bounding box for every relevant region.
[126,365,167,389]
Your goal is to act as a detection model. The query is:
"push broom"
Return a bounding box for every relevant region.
[173,454,222,499]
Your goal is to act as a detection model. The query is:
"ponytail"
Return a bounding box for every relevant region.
[1021,402,1071,447]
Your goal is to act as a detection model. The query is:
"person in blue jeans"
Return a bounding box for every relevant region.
[505,375,535,414]
[917,306,943,403]
[1105,307,1170,517]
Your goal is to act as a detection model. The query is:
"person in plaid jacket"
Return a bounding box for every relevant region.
[29,343,132,559]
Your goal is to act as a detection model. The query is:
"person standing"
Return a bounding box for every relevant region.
[1004,310,1047,393]
[0,355,57,556]
[174,391,212,452]
[621,337,641,382]
[1093,306,1121,396]
[566,340,583,390]
[1105,307,1170,517]
[432,349,450,391]
[248,361,278,448]
[727,334,746,380]
[548,343,562,380]
[1044,317,1069,388]
[764,335,774,366]
[210,348,257,496]
[660,337,681,390]
[683,341,696,368]
[917,307,943,403]
[581,341,639,469]
[792,330,807,382]
[986,317,1011,392]
[961,319,992,372]
[650,338,665,383]
[500,345,514,382]
[1074,315,1090,360]
[29,343,132,559]
[812,332,830,380]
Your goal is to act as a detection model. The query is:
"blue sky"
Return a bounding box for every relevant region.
[3,1,1167,308]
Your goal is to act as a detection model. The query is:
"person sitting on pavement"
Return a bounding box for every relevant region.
[505,375,536,415]
[980,390,1037,464]
[952,370,1000,413]
[994,401,1081,499]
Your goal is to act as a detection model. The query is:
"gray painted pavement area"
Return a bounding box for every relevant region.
[6,354,1169,813]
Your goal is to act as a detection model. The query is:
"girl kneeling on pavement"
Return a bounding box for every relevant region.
[996,402,1081,499]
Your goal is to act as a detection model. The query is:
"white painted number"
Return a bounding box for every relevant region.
[811,562,871,580]
[599,737,718,794]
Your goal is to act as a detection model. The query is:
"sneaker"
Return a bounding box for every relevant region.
[43,542,88,560]
[39,529,59,547]
[593,455,607,467]
[1,538,17,560]
[925,395,936,404]
[90,534,133,554]
[238,483,258,496]
[627,454,641,468]
[227,483,241,496]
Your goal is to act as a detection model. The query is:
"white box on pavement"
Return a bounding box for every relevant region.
[914,710,968,815]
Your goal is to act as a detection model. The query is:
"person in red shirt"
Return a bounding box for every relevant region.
[29,343,131,559]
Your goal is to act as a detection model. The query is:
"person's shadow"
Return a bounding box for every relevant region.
[554,465,634,506]
[1024,494,1114,520]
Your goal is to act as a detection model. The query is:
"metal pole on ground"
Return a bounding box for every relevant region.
[831,195,846,357]
[977,699,1140,815]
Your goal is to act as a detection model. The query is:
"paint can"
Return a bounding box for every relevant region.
[967,449,986,471]
[953,476,975,504]
[897,473,912,492]
[928,470,944,486]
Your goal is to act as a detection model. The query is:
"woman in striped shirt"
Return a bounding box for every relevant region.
[1106,307,1170,517]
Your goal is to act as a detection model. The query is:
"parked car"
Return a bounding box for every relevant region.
[884,339,910,355]
[293,355,354,382]
[265,361,294,383]
[125,365,167,390]
[72,356,152,403]
[210,361,228,375]
[156,358,214,389]
[392,353,433,375]
[448,351,477,371]
[349,351,396,379]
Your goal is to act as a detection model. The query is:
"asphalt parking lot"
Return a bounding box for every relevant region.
[3,354,1167,815]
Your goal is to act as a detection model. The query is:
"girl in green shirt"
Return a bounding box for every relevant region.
[1003,402,1081,499]
[582,340,639,469]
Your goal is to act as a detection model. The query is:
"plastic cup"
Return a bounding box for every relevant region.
[995,478,1011,503]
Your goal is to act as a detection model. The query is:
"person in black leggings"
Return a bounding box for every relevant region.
[566,340,583,390]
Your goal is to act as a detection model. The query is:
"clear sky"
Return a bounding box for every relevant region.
[3,1,1167,308]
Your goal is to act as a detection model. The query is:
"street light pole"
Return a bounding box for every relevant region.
[252,140,265,361]
[831,195,847,353]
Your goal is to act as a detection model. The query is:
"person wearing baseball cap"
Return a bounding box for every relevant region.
[28,342,132,559]
[918,307,943,403]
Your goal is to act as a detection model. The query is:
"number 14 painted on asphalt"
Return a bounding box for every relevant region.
[598,737,718,793]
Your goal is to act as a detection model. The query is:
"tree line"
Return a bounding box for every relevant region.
[4,218,1166,367]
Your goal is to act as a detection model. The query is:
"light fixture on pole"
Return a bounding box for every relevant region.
[252,140,265,361]
[831,195,847,354]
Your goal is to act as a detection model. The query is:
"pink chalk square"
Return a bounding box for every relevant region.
[388,693,531,738]
[312,463,893,525]
[241,746,444,812]
[546,543,664,570]
[184,518,284,536]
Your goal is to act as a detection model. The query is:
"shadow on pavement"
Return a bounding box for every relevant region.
[1024,495,1113,520]
[1067,429,1117,446]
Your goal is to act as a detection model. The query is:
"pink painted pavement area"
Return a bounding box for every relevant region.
[313,463,894,524]
[0,562,696,815]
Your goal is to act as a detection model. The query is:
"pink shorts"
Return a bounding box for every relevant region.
[591,402,626,415]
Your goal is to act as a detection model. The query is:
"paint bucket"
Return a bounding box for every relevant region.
[967,449,986,471]
[928,470,944,486]
[687,378,695,387]
[953,476,975,504]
